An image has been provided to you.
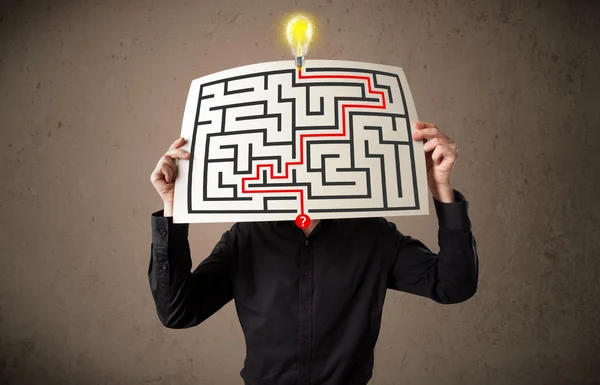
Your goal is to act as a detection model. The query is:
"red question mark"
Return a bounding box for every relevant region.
[295,214,311,229]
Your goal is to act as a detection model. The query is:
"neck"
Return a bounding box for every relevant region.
[302,220,320,237]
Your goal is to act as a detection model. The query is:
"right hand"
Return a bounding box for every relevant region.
[150,137,190,215]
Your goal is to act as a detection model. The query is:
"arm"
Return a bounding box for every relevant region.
[386,190,479,304]
[148,210,236,328]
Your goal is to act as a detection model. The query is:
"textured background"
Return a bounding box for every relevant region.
[1,0,599,384]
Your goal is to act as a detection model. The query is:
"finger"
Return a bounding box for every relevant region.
[414,127,451,141]
[151,156,169,182]
[414,121,437,130]
[431,146,444,165]
[163,156,178,180]
[150,166,165,183]
[168,137,186,151]
[165,148,190,160]
[443,143,458,160]
[161,155,177,171]
[423,137,448,153]
[412,127,441,141]
[170,159,178,181]
[161,163,174,183]
[155,156,176,182]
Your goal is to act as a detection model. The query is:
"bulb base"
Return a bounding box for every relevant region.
[294,56,305,68]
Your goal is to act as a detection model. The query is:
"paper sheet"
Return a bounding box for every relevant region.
[173,60,429,223]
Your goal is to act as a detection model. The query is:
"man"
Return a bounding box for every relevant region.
[148,121,478,385]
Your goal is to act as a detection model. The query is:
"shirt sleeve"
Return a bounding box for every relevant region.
[386,190,479,304]
[148,210,236,328]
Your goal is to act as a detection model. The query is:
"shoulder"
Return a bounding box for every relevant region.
[214,221,264,255]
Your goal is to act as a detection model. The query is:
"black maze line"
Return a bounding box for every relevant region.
[211,95,381,160]
[264,196,298,213]
[392,68,419,210]
[205,67,398,105]
[299,82,377,117]
[208,99,290,134]
[364,140,388,208]
[247,180,371,200]
[303,67,398,104]
[306,89,324,116]
[208,142,284,175]
[217,83,381,160]
[308,206,418,213]
[185,209,299,213]
[189,67,417,214]
[224,80,255,95]
[199,67,396,89]
[302,112,409,197]
[201,112,406,171]
[199,68,401,106]
[363,126,408,197]
[204,115,409,199]
[202,115,412,202]
[199,94,215,101]
[306,154,357,187]
[248,167,372,200]
[202,172,253,201]
[200,75,391,160]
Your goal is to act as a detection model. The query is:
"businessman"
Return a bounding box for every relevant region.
[148,121,479,385]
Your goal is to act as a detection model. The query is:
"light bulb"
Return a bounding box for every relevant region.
[285,15,314,68]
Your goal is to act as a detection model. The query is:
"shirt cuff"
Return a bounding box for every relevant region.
[151,210,190,248]
[433,190,471,231]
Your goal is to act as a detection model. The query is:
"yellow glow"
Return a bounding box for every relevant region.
[285,15,314,58]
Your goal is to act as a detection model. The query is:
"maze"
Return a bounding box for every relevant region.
[175,61,428,223]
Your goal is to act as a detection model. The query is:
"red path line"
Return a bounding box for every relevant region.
[241,68,387,215]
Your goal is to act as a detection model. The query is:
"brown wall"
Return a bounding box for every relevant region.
[1,0,599,384]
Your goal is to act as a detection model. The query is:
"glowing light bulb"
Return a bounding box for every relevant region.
[285,15,314,68]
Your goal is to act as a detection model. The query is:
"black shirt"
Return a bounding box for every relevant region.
[148,190,478,385]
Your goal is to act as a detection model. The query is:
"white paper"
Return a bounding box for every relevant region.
[173,60,429,224]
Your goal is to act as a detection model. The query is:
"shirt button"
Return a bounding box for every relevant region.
[305,240,309,246]
[159,229,167,236]
[161,264,168,270]
[302,305,309,310]
[302,271,309,277]
[300,364,307,370]
[300,336,308,343]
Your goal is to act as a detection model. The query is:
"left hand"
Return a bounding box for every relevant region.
[412,121,458,202]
